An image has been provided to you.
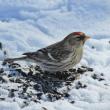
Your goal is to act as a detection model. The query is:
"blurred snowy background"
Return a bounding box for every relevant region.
[0,0,110,110]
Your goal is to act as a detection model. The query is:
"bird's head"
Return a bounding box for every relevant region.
[63,32,90,48]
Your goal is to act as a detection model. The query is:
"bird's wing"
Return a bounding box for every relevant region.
[49,49,72,62]
[22,41,72,63]
[46,41,73,62]
[22,48,58,62]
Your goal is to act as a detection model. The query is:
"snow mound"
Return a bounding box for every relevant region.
[0,0,110,110]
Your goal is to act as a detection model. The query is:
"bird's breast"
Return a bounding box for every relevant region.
[72,46,83,65]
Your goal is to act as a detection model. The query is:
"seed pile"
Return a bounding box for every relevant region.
[0,61,97,104]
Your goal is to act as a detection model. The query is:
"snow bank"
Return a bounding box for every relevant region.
[0,0,110,110]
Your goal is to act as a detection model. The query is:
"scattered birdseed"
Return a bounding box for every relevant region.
[0,61,95,103]
[75,81,87,89]
[91,73,105,81]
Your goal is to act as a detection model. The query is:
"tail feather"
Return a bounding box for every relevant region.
[22,52,34,56]
[4,56,27,63]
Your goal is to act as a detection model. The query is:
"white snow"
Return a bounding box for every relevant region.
[0,0,110,110]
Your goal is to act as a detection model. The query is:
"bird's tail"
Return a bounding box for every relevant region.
[3,56,27,63]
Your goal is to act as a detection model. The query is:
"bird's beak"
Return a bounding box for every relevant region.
[85,36,91,40]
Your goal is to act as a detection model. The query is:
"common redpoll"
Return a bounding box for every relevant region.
[4,32,90,72]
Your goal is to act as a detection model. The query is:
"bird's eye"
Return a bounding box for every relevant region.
[76,37,82,41]
[76,36,84,41]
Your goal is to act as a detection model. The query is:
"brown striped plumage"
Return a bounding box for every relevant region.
[4,32,90,72]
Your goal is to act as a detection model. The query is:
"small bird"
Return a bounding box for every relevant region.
[4,32,90,72]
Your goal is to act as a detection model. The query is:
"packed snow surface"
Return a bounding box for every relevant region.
[0,0,110,110]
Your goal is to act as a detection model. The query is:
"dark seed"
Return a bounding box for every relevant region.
[68,76,76,81]
[0,68,4,73]
[10,63,21,68]
[33,84,42,91]
[32,99,39,103]
[2,61,7,66]
[69,69,76,72]
[65,81,71,85]
[87,68,93,72]
[15,78,22,83]
[8,89,15,97]
[77,68,86,74]
[75,81,87,89]
[16,69,27,77]
[92,46,95,49]
[3,51,7,55]
[22,84,28,93]
[9,78,14,82]
[8,74,13,77]
[83,84,87,88]
[42,107,48,110]
[22,101,29,107]
[0,42,3,50]
[81,66,87,68]
[0,76,6,83]
[91,74,98,80]
[100,73,104,76]
[64,93,70,97]
[0,97,5,101]
[37,93,43,99]
[70,101,75,104]
[98,78,105,81]
[28,69,33,76]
